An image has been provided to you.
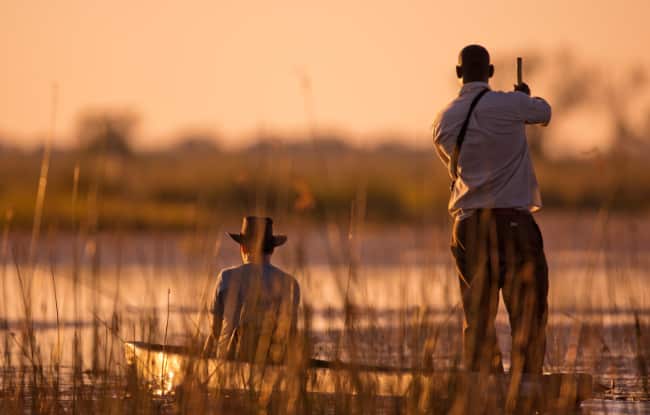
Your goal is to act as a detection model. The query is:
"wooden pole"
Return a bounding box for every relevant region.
[517,57,523,85]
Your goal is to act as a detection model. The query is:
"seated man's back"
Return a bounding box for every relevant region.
[211,216,300,364]
[213,262,300,363]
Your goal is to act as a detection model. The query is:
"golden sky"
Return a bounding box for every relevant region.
[1,0,649,149]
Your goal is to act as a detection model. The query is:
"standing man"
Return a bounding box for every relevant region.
[211,216,300,364]
[433,45,551,377]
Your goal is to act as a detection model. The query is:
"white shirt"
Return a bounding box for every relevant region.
[433,82,551,219]
[212,262,300,363]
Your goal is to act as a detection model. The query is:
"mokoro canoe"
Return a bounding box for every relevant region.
[124,341,593,408]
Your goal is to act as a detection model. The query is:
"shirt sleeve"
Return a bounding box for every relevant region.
[517,92,552,126]
[211,271,227,338]
[432,111,451,166]
[212,272,226,314]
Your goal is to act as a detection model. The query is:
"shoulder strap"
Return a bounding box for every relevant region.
[450,88,490,190]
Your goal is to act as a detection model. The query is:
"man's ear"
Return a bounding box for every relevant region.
[488,64,494,78]
[456,65,463,79]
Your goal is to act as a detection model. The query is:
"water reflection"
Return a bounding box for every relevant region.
[1,225,650,412]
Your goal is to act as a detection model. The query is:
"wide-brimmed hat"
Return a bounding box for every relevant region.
[227,216,287,250]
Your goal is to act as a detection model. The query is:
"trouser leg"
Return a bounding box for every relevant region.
[501,214,549,375]
[452,213,504,373]
[459,274,503,373]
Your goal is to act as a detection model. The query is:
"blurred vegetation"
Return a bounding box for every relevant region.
[491,49,650,158]
[77,110,138,157]
[2,50,649,230]
[1,136,649,231]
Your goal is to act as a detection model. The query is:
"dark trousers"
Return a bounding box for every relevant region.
[451,209,548,375]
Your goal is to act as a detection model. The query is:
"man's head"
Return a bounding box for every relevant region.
[228,216,287,262]
[456,45,494,84]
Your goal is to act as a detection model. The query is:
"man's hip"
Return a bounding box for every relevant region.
[451,208,547,289]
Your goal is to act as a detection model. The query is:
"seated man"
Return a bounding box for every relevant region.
[211,216,300,364]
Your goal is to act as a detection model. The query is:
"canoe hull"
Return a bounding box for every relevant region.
[124,341,592,409]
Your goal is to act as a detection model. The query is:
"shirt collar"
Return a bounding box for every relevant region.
[459,81,491,96]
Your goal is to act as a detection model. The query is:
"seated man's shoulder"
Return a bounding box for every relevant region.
[218,265,240,276]
[217,264,247,282]
[269,264,290,277]
[270,265,299,286]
